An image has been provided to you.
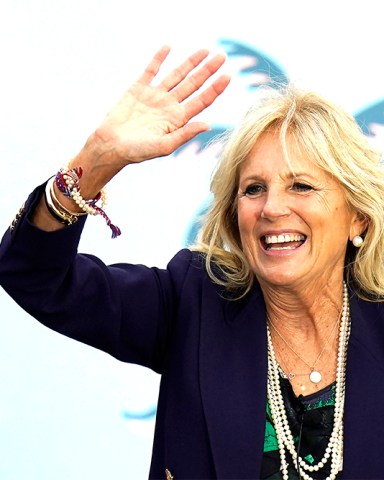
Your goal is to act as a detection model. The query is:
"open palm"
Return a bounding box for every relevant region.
[95,46,230,167]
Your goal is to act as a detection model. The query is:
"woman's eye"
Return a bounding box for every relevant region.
[292,182,313,192]
[244,184,264,196]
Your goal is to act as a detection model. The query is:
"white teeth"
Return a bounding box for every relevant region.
[264,234,306,244]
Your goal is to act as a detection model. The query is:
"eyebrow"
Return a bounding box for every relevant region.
[288,171,316,179]
[239,171,317,183]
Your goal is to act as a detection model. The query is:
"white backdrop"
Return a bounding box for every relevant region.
[1,1,383,478]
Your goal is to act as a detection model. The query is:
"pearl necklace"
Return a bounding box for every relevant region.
[266,282,350,480]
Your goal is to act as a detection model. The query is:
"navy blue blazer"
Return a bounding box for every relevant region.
[1,186,384,479]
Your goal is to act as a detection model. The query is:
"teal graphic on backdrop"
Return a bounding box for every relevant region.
[355,99,384,136]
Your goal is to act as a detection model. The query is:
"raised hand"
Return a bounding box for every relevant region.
[81,46,230,177]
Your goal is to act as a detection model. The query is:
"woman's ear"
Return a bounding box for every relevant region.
[349,212,369,241]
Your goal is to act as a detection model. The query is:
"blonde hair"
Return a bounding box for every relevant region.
[193,84,384,301]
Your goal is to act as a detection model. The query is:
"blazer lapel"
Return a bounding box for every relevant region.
[343,294,384,478]
[199,279,268,479]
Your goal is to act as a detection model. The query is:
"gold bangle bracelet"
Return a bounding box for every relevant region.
[45,177,79,225]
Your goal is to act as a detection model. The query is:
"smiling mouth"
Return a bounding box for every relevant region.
[262,233,306,251]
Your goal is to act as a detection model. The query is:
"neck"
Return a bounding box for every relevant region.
[261,277,344,334]
[264,279,348,396]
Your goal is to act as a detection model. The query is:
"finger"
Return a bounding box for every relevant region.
[183,74,231,120]
[159,122,211,156]
[159,49,210,92]
[171,53,227,102]
[137,45,171,85]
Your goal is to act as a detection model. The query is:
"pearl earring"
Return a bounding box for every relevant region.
[352,235,364,247]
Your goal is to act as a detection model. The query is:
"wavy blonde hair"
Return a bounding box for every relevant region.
[193,84,384,301]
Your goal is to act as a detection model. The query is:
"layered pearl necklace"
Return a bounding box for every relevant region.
[266,282,351,480]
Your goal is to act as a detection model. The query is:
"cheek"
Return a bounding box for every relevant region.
[237,208,259,255]
[237,214,252,243]
[237,202,257,233]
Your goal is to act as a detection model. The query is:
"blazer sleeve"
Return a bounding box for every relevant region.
[0,184,195,373]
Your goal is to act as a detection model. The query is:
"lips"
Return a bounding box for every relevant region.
[262,233,306,251]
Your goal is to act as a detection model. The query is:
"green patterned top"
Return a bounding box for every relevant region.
[261,377,339,479]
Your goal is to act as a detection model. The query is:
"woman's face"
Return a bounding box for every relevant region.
[237,131,365,290]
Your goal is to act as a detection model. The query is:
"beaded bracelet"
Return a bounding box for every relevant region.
[55,166,121,238]
[45,177,79,226]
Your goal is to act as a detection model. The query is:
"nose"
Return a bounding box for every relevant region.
[260,188,291,219]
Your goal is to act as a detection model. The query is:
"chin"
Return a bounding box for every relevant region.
[255,269,303,289]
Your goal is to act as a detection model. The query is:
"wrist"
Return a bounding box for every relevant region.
[68,134,123,198]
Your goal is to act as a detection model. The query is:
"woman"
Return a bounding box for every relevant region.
[1,46,384,480]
